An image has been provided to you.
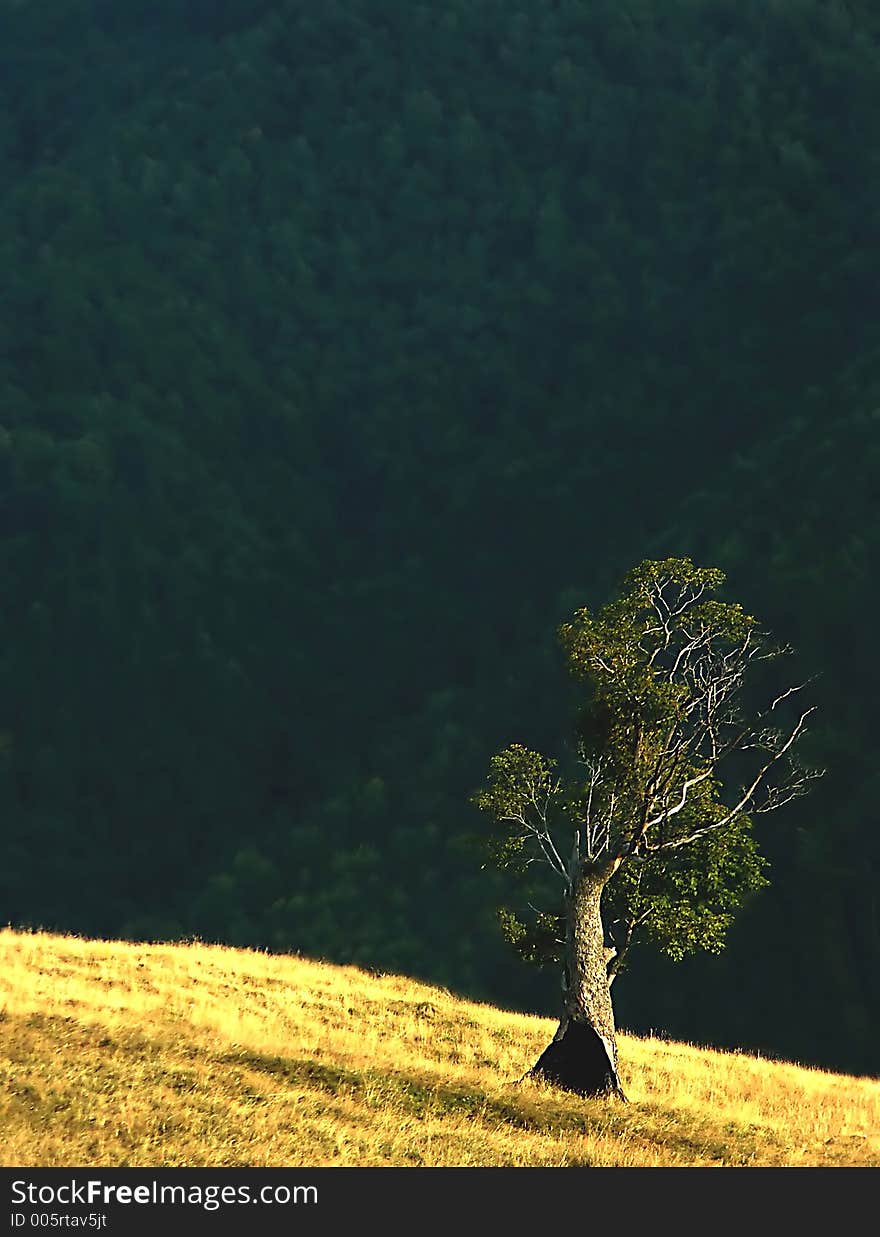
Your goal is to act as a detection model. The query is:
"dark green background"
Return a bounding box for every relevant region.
[1,0,877,1074]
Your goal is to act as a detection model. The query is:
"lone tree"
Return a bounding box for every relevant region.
[474,558,820,1100]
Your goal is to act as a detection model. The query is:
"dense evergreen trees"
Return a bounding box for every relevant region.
[1,0,877,1073]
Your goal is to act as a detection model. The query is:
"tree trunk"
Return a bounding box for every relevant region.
[528,865,626,1100]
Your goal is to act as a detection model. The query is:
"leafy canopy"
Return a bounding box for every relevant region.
[474,558,817,970]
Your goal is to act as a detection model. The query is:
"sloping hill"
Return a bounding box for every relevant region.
[1,929,877,1167]
[2,0,880,1078]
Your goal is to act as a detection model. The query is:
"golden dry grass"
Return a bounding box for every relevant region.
[1,927,877,1167]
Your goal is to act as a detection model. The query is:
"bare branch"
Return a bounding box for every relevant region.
[651,707,818,852]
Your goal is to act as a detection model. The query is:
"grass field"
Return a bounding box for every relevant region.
[1,928,877,1167]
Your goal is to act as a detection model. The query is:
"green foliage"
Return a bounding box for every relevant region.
[497,906,564,969]
[478,558,781,975]
[472,745,559,874]
[0,0,874,1072]
[606,820,769,964]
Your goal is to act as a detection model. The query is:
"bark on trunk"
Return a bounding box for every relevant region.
[528,866,626,1100]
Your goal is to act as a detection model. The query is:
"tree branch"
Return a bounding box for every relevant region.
[650,706,818,852]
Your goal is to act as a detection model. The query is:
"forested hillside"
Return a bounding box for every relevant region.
[1,0,877,1074]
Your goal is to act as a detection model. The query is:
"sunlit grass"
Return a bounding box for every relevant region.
[1,928,877,1166]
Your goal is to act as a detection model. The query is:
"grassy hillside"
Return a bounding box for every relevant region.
[1,930,877,1167]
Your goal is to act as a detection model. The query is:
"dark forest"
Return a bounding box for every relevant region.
[0,0,877,1076]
